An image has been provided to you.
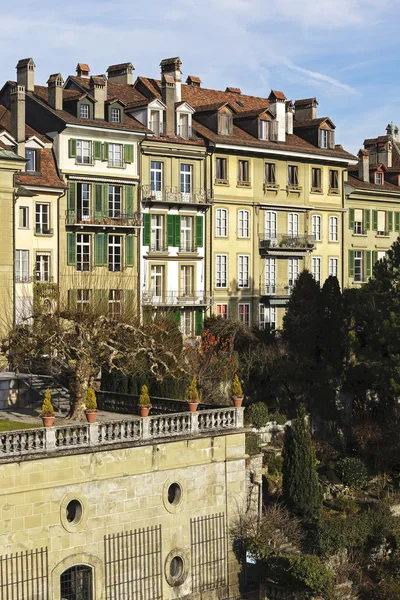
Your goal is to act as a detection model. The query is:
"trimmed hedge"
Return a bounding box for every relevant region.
[101,371,189,399]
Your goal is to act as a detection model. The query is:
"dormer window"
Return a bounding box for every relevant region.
[111,108,121,123]
[80,104,89,119]
[375,172,383,185]
[319,129,334,149]
[178,113,189,139]
[218,113,233,136]
[150,109,163,136]
[26,149,38,172]
[259,120,269,140]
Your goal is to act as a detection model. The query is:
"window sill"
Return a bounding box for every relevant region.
[263,184,279,191]
[237,181,251,188]
[328,189,340,195]
[328,240,339,243]
[107,164,127,170]
[215,179,229,186]
[376,233,390,238]
[310,188,323,194]
[35,232,54,237]
[352,233,367,237]
[215,286,228,290]
[177,250,199,257]
[75,160,94,166]
[146,250,170,257]
[286,186,302,193]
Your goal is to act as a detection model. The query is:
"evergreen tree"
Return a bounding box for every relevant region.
[282,405,322,517]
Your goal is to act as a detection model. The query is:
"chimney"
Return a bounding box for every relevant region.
[47,73,64,111]
[358,149,369,183]
[89,75,107,120]
[107,62,134,85]
[161,74,176,136]
[16,58,35,93]
[186,75,201,88]
[294,98,318,121]
[160,57,182,102]
[268,90,286,143]
[225,87,241,94]
[285,100,294,135]
[76,63,90,78]
[10,84,26,156]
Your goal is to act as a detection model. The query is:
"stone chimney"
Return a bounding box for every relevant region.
[358,149,369,183]
[161,74,176,137]
[10,84,25,156]
[16,58,35,93]
[225,87,241,94]
[294,98,318,121]
[268,90,286,143]
[89,75,107,120]
[76,63,90,78]
[186,75,201,88]
[107,62,134,85]
[285,101,294,135]
[47,73,64,111]
[160,57,182,103]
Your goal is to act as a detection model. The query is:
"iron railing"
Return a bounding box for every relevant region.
[260,284,294,297]
[140,185,213,205]
[149,120,166,136]
[66,210,142,227]
[142,291,208,306]
[259,233,314,251]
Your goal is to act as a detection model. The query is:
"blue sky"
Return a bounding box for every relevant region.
[2,0,400,153]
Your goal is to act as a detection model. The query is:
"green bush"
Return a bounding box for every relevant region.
[41,388,54,415]
[265,553,334,599]
[247,402,269,429]
[336,457,368,488]
[246,433,261,456]
[329,494,360,516]
[85,387,97,410]
[267,455,283,476]
[269,410,287,425]
[138,385,151,406]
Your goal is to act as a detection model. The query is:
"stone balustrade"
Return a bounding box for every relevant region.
[0,407,244,461]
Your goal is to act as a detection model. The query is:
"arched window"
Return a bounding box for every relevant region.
[61,565,93,600]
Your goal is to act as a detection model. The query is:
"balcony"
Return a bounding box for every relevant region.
[260,284,293,298]
[142,291,208,307]
[66,210,142,228]
[140,186,213,206]
[259,233,314,256]
[15,275,55,284]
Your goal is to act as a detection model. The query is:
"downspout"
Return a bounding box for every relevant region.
[57,188,66,313]
[208,143,215,313]
[341,169,346,290]
[138,135,147,322]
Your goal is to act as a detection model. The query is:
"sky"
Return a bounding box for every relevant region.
[2,0,400,154]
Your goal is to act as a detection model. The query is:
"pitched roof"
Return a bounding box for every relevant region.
[107,62,133,73]
[295,97,317,106]
[347,173,400,193]
[0,104,49,143]
[269,90,286,100]
[293,117,335,129]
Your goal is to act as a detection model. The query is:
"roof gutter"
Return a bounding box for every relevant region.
[214,142,358,165]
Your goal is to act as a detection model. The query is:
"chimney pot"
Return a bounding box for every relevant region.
[358,149,369,183]
[160,57,182,103]
[161,74,176,137]
[89,75,107,120]
[186,75,201,87]
[16,58,35,93]
[294,97,318,121]
[10,84,26,156]
[268,90,286,143]
[47,73,64,111]
[107,62,134,85]
[76,63,90,78]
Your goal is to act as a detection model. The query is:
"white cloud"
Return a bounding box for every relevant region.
[282,61,359,95]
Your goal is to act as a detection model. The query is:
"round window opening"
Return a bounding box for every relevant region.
[170,556,184,580]
[66,499,83,525]
[167,483,182,506]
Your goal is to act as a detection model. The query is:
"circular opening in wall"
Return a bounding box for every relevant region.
[167,483,182,506]
[66,499,83,525]
[170,556,184,581]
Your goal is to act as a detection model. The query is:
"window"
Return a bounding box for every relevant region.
[216,254,228,288]
[265,257,276,294]
[238,210,250,238]
[178,113,189,138]
[238,160,250,184]
[377,210,386,235]
[80,104,89,119]
[77,289,91,311]
[150,109,163,136]
[238,255,250,288]
[77,234,90,271]
[151,265,164,297]
[312,257,321,284]
[76,140,91,164]
[35,203,50,234]
[265,211,277,244]
[25,149,37,171]
[77,183,90,220]
[60,565,93,600]
[15,250,29,282]
[319,129,334,148]
[36,254,50,282]
[180,216,194,251]
[375,172,383,185]
[288,258,299,292]
[181,265,194,296]
[219,113,233,135]
[311,168,322,190]
[150,214,164,251]
[108,235,122,271]
[108,143,123,167]
[264,163,276,185]
[288,213,299,236]
[109,289,121,317]
[377,251,386,261]
[238,303,250,326]
[354,208,364,235]
[216,304,228,319]
[108,185,121,217]
[259,120,269,140]
[329,257,338,277]
[180,164,192,198]
[216,157,227,181]
[181,310,194,336]
[216,208,228,237]
[288,165,299,186]
[150,161,163,198]
[111,107,121,123]
[354,250,363,282]
[329,216,338,242]
[19,206,29,228]
[312,215,321,242]
[329,169,339,190]
[259,305,276,331]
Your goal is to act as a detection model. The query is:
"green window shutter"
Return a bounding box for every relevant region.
[388,211,393,232]
[195,310,203,336]
[67,182,76,223]
[94,233,106,266]
[167,215,174,246]
[125,234,134,267]
[364,209,370,231]
[348,250,354,278]
[124,144,134,164]
[171,310,181,325]
[67,232,76,266]
[143,214,151,246]
[93,141,102,161]
[373,250,378,266]
[365,250,372,278]
[125,185,134,216]
[196,216,204,248]
[94,289,108,314]
[102,143,109,161]
[94,184,104,219]
[174,215,181,247]
[349,208,354,230]
[372,210,378,231]
[395,212,400,232]
[103,184,109,217]
[68,289,77,312]
[68,139,77,158]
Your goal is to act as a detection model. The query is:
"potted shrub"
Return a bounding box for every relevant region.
[41,388,55,427]
[232,374,244,407]
[185,377,199,412]
[85,387,98,423]
[138,384,152,417]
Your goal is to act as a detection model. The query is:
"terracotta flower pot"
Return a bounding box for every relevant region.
[188,401,199,413]
[41,414,55,427]
[85,409,98,423]
[138,404,152,417]
[232,396,244,408]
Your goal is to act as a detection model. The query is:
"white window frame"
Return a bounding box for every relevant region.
[288,165,299,186]
[78,183,90,220]
[77,289,91,311]
[215,254,228,288]
[288,213,299,236]
[80,104,89,119]
[354,251,364,282]
[238,210,250,238]
[19,206,29,229]
[35,253,50,282]
[312,214,321,242]
[180,163,192,199]
[111,108,121,123]
[238,255,250,289]
[150,214,164,251]
[329,257,338,278]
[77,233,91,272]
[109,289,122,317]
[181,310,194,336]
[15,249,29,283]
[180,265,194,296]
[288,258,299,292]
[151,265,164,298]
[319,129,329,148]
[108,185,121,217]
[265,211,277,245]
[329,216,338,242]
[150,161,163,197]
[265,257,276,295]
[238,303,250,326]
[25,148,36,171]
[108,235,122,272]
[35,203,50,235]
[259,304,276,331]
[216,208,228,237]
[76,140,91,164]
[216,304,228,319]
[108,143,123,168]
[311,256,321,284]
[259,120,269,140]
[180,216,194,251]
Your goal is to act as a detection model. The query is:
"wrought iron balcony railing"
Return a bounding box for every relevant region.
[259,233,314,251]
[140,185,213,206]
[260,284,294,297]
[149,120,166,136]
[66,210,142,227]
[176,125,197,140]
[142,291,208,306]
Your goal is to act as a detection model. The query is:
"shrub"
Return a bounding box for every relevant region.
[138,385,151,406]
[247,402,269,429]
[269,410,287,425]
[41,388,54,415]
[85,387,97,410]
[267,455,283,476]
[336,457,368,488]
[185,377,199,402]
[232,374,243,397]
[330,494,360,516]
[265,553,334,599]
[245,433,261,456]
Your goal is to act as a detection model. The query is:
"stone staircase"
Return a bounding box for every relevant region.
[23,374,70,413]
